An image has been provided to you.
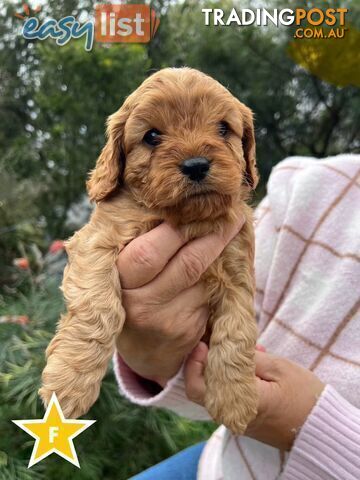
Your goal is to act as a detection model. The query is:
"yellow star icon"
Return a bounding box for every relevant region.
[12,393,95,468]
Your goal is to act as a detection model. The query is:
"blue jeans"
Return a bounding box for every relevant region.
[131,442,206,479]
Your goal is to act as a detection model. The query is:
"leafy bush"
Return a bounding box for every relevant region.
[0,165,46,288]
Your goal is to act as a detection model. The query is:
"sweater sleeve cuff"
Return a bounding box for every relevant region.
[113,353,211,421]
[283,385,360,480]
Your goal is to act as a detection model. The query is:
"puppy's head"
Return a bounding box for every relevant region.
[87,68,258,223]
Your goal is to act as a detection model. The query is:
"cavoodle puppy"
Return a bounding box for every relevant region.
[40,67,259,434]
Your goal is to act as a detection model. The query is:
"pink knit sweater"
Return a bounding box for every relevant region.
[114,155,360,479]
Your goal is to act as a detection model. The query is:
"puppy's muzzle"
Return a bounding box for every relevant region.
[180,157,210,182]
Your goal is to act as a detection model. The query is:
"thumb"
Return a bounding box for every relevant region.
[255,350,281,381]
[184,341,208,405]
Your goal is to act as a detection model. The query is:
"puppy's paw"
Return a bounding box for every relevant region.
[38,384,53,410]
[39,364,100,418]
[205,377,258,435]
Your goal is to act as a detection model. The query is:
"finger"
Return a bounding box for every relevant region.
[255,377,270,414]
[141,214,245,302]
[245,376,274,434]
[117,223,186,288]
[255,351,282,381]
[184,342,208,405]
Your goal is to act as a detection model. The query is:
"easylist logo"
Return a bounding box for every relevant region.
[16,3,160,51]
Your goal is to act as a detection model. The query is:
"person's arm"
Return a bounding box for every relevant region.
[113,355,210,421]
[282,385,360,480]
[113,216,244,420]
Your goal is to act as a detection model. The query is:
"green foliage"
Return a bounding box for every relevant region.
[33,41,150,235]
[0,281,215,479]
[0,165,46,287]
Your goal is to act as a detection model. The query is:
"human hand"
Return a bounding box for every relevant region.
[116,216,244,386]
[184,342,325,451]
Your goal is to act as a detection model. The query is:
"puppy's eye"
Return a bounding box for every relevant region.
[218,121,230,137]
[143,128,162,147]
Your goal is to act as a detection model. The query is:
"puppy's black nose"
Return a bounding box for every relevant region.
[180,157,210,182]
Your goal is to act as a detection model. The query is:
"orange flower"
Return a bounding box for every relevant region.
[0,315,29,325]
[17,315,30,325]
[14,257,30,269]
[49,240,65,254]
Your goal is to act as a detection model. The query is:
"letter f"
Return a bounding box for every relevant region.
[49,426,59,443]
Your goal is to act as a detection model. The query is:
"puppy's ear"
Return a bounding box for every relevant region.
[87,108,128,202]
[239,103,259,190]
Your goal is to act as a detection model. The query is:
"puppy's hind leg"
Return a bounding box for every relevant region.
[204,212,259,433]
[39,240,124,418]
[205,288,258,434]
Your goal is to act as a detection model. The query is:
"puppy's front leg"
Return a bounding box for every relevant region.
[204,226,258,434]
[39,229,125,418]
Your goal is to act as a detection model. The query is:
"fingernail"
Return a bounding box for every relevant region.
[256,344,266,352]
[189,342,208,362]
